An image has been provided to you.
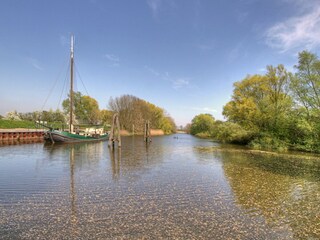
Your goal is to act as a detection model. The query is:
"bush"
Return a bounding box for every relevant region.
[195,132,211,138]
[249,134,289,152]
[213,122,254,144]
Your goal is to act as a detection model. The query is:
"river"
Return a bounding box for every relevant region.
[0,134,319,239]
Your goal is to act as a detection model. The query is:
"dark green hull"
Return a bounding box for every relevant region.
[44,130,108,143]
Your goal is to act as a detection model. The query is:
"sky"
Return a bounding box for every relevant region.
[1,0,320,126]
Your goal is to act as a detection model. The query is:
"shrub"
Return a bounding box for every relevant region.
[213,122,253,144]
[249,134,289,152]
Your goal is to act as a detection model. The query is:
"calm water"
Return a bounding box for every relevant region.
[0,134,319,239]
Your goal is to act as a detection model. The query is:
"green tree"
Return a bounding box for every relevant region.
[213,122,252,144]
[223,66,292,134]
[291,50,320,115]
[100,109,113,125]
[190,114,215,136]
[62,92,101,124]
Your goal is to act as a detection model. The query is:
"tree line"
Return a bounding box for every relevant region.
[3,93,176,134]
[189,50,320,152]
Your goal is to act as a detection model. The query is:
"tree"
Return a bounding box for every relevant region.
[190,114,215,136]
[100,109,113,125]
[223,66,292,134]
[5,111,21,121]
[290,51,320,115]
[223,75,268,131]
[108,94,176,134]
[62,92,101,124]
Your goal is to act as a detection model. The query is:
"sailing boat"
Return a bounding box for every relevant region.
[44,36,108,143]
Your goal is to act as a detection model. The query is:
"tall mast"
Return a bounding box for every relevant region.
[69,35,74,133]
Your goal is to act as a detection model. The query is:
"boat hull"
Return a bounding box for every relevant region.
[44,130,108,143]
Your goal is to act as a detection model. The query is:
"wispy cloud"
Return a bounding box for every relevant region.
[227,41,247,62]
[26,57,43,71]
[172,78,189,89]
[104,54,120,67]
[265,6,320,52]
[145,66,191,90]
[145,66,160,77]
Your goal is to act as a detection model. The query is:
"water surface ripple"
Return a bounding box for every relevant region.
[0,134,319,239]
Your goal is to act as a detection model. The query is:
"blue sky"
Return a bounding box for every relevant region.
[1,0,320,126]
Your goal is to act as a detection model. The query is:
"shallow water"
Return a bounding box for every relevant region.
[0,134,319,239]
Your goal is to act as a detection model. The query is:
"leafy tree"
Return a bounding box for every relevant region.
[108,94,176,134]
[213,122,253,144]
[62,92,101,124]
[100,109,113,125]
[223,66,292,134]
[5,111,21,121]
[190,114,215,136]
[223,75,268,131]
[291,50,320,115]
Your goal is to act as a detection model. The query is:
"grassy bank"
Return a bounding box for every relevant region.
[0,119,37,129]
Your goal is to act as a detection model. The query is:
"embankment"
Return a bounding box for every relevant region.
[0,128,45,141]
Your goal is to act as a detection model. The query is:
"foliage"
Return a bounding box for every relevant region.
[212,122,253,144]
[223,65,292,133]
[217,51,320,152]
[290,50,320,112]
[40,109,65,123]
[190,114,215,136]
[100,109,113,125]
[108,94,176,134]
[249,134,289,152]
[62,92,101,124]
[5,111,21,121]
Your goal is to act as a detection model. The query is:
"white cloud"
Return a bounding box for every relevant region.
[145,66,191,89]
[104,54,120,67]
[145,65,160,76]
[26,57,43,71]
[265,6,320,52]
[172,78,189,89]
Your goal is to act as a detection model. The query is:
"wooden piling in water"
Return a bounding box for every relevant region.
[108,113,121,148]
[144,120,151,142]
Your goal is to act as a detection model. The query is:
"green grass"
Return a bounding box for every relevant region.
[0,119,37,129]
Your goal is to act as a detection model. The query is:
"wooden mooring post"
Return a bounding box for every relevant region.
[144,120,151,142]
[108,113,121,148]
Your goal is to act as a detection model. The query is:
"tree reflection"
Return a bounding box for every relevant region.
[220,151,320,239]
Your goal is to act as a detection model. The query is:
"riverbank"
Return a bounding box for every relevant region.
[120,129,166,136]
[195,145,320,161]
[0,128,45,141]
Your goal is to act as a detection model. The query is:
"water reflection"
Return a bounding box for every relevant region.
[69,146,79,237]
[43,142,105,171]
[1,135,320,239]
[219,151,320,239]
[109,148,121,180]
